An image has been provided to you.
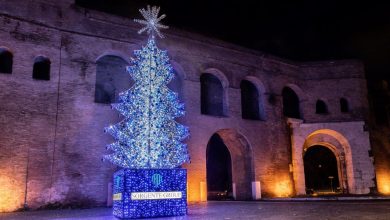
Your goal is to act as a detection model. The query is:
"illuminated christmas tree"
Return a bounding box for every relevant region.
[104,5,190,169]
[104,6,190,219]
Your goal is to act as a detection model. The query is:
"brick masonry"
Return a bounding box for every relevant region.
[0,0,380,211]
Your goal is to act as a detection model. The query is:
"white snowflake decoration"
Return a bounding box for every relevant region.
[134,5,169,38]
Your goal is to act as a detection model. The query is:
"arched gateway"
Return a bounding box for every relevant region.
[291,129,355,195]
[304,145,341,194]
[206,129,254,200]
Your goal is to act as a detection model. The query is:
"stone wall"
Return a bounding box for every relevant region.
[368,80,390,195]
[288,120,375,195]
[0,0,377,211]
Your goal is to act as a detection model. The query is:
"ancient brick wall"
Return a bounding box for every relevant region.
[368,80,390,195]
[0,0,377,211]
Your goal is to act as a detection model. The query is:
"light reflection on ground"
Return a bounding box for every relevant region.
[0,200,390,220]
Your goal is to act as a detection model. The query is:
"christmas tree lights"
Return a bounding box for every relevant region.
[103,5,190,219]
[103,6,190,169]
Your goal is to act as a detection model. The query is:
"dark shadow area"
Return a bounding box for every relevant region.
[304,145,340,194]
[340,98,349,113]
[316,100,328,114]
[200,73,225,116]
[206,134,233,200]
[370,83,389,126]
[33,56,51,80]
[282,87,300,119]
[0,48,13,74]
[241,80,264,120]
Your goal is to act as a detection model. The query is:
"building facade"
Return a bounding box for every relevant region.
[0,0,380,212]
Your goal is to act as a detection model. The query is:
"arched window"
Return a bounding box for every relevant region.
[340,98,349,113]
[200,73,225,116]
[0,48,13,74]
[95,55,131,104]
[282,87,300,119]
[32,56,51,80]
[316,100,328,114]
[240,80,265,120]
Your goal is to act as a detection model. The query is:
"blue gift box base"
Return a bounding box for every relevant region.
[112,168,187,219]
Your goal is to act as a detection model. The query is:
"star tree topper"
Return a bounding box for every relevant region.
[103,5,190,168]
[134,5,169,38]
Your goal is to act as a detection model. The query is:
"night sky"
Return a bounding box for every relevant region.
[76,0,390,81]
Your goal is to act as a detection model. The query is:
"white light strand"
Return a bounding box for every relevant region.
[134,5,169,38]
[104,39,190,169]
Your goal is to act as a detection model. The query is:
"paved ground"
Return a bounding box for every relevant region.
[1,201,390,220]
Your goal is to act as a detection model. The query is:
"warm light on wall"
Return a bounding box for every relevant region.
[383,184,390,194]
[274,181,292,197]
[0,176,23,212]
[377,174,390,195]
[186,174,199,202]
[186,177,207,202]
[185,163,207,202]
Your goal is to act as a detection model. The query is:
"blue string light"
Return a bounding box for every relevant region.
[113,169,187,218]
[104,6,190,219]
[103,38,190,169]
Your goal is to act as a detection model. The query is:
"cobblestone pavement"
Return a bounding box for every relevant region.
[1,201,390,220]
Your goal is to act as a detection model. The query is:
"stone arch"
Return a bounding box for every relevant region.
[202,68,229,88]
[284,83,307,102]
[95,51,128,64]
[200,68,229,116]
[241,76,266,120]
[94,54,131,104]
[244,76,266,94]
[206,129,254,200]
[301,129,354,194]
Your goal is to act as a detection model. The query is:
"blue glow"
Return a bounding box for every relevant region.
[113,169,187,219]
[103,38,190,169]
[104,9,190,217]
